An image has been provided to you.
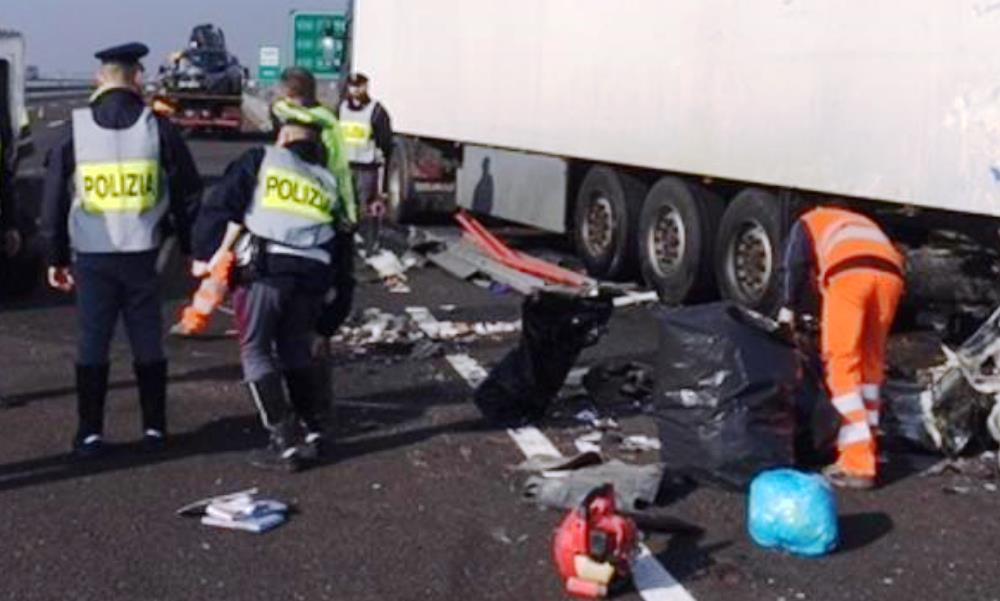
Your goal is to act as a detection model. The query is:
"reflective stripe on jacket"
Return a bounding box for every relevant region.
[800,207,904,285]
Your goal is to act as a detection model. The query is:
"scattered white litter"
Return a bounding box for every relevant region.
[564,367,592,388]
[179,489,289,534]
[574,431,603,455]
[613,290,661,308]
[622,435,662,453]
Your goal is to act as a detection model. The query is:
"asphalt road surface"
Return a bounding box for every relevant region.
[1,107,998,601]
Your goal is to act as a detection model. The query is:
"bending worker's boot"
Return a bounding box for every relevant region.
[826,389,877,490]
[74,364,110,458]
[135,360,168,451]
[245,373,301,472]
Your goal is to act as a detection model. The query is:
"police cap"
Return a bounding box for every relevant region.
[94,42,149,67]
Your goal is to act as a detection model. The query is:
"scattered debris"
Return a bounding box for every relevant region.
[574,431,603,455]
[456,210,594,289]
[178,489,289,534]
[612,290,660,308]
[331,307,522,355]
[620,435,662,454]
[523,460,664,512]
[582,361,655,408]
[515,451,604,474]
[490,527,529,545]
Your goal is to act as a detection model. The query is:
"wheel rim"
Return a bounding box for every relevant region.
[582,195,615,257]
[727,221,773,302]
[647,206,686,278]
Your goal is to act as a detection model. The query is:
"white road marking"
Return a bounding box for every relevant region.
[47,119,66,128]
[444,353,489,389]
[631,546,698,601]
[438,324,697,601]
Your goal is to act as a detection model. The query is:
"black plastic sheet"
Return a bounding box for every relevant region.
[474,290,613,424]
[650,302,837,490]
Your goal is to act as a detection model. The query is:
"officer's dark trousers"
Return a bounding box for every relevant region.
[351,164,380,212]
[74,251,166,437]
[233,280,322,428]
[75,252,165,365]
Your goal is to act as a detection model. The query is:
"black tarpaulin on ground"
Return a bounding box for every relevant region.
[474,290,614,424]
[650,302,838,490]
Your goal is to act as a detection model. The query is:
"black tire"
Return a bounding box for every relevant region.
[385,137,418,224]
[714,188,785,313]
[638,177,725,304]
[573,166,647,280]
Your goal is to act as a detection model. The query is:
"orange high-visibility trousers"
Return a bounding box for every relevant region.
[175,252,235,336]
[821,268,904,478]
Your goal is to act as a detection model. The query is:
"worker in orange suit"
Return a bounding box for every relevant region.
[778,205,905,490]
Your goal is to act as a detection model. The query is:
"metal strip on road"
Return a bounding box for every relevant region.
[427,303,696,601]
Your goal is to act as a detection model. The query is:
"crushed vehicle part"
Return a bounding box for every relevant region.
[883,306,1000,455]
[523,461,664,512]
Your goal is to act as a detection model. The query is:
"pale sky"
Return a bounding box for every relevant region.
[2,0,349,77]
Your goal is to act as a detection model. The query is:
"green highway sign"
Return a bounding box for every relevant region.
[258,46,281,84]
[290,11,347,79]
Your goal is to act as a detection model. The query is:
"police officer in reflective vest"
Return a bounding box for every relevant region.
[40,42,203,457]
[338,72,391,242]
[192,112,351,472]
[779,205,905,490]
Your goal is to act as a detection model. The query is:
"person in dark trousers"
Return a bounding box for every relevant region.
[192,111,354,472]
[40,42,203,457]
[337,72,391,247]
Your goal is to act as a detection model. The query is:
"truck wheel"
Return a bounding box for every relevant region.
[385,138,418,224]
[714,188,784,312]
[638,177,724,304]
[573,166,646,280]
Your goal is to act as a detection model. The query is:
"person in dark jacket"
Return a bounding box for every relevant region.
[40,42,202,457]
[192,110,353,472]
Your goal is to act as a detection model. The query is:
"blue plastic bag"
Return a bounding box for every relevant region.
[747,469,839,557]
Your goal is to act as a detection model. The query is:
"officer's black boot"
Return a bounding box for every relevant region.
[74,364,110,458]
[245,372,301,473]
[285,365,333,461]
[135,360,168,452]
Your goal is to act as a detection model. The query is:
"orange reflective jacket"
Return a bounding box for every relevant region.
[800,207,904,284]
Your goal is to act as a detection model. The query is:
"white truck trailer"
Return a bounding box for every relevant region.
[350,0,1000,309]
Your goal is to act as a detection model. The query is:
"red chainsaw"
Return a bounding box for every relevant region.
[553,484,638,598]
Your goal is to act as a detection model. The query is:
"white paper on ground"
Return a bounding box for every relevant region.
[201,512,286,533]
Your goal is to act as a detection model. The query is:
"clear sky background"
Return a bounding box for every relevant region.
[3,0,349,78]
